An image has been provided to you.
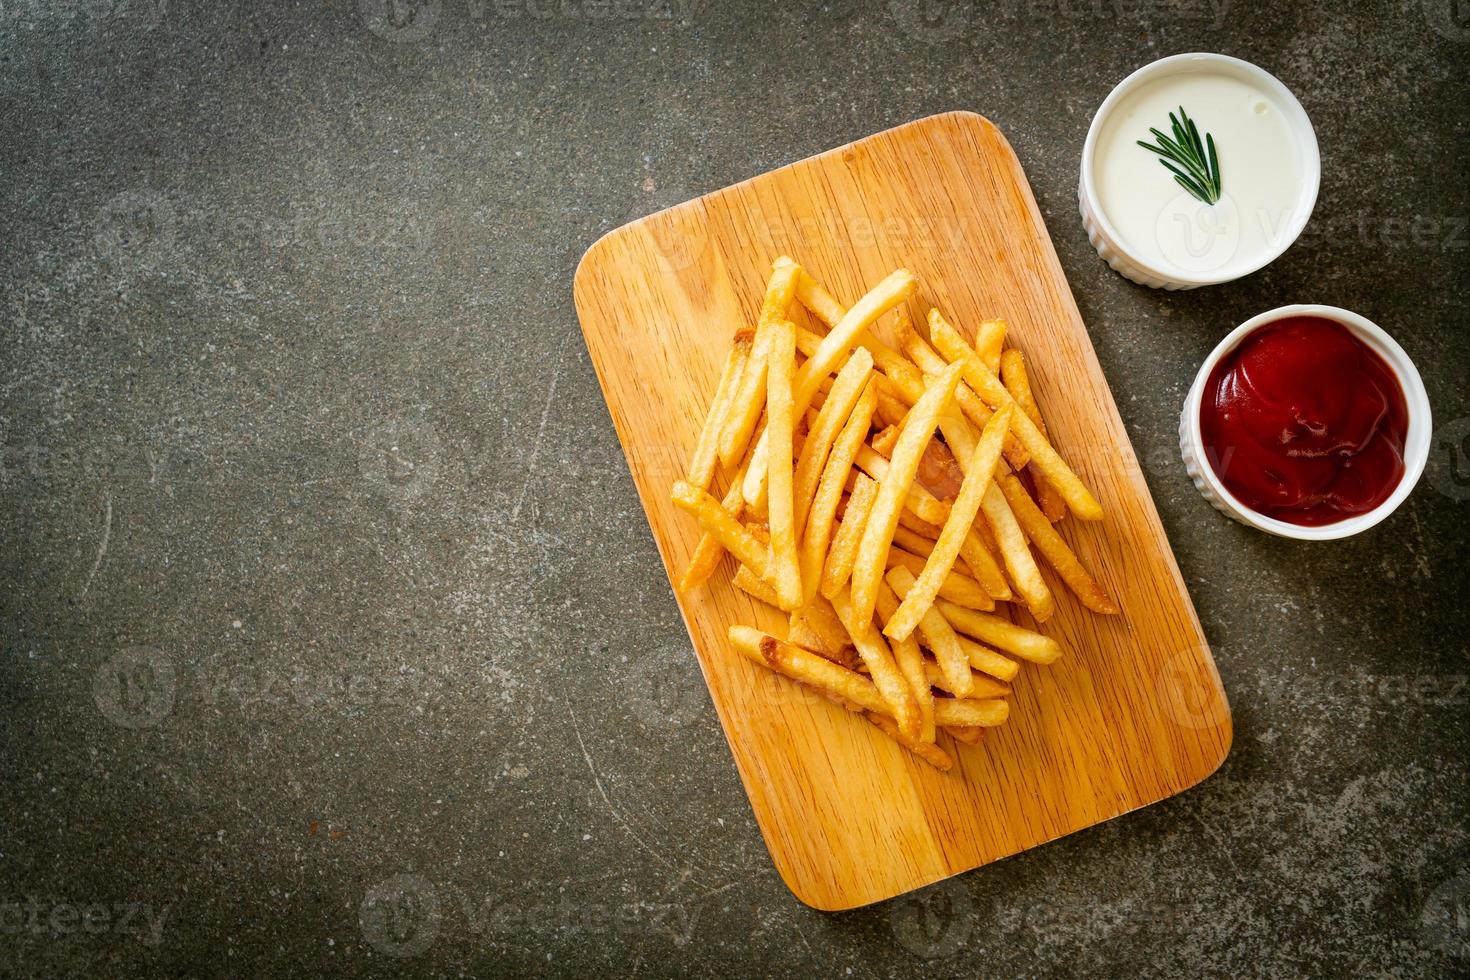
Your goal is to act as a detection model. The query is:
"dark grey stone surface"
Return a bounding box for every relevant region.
[1,1,1467,976]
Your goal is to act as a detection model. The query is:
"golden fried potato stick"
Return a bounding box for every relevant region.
[932,697,1009,727]
[886,404,1013,641]
[762,319,803,610]
[976,318,1006,374]
[929,311,1103,521]
[884,565,973,697]
[895,507,943,539]
[922,661,1011,699]
[821,473,878,599]
[730,625,889,712]
[793,350,873,536]
[732,563,781,608]
[981,477,1054,621]
[686,336,746,489]
[956,635,1019,682]
[718,259,799,465]
[935,599,1063,665]
[794,272,929,406]
[854,446,951,526]
[676,474,746,592]
[866,712,952,770]
[671,480,771,582]
[802,383,878,604]
[875,580,937,743]
[1000,348,1067,522]
[742,268,917,506]
[944,725,984,746]
[830,589,921,740]
[997,472,1119,615]
[850,362,964,626]
[884,548,994,611]
[789,594,857,667]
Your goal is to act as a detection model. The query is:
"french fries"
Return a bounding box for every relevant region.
[850,362,964,626]
[671,259,1112,770]
[929,311,1103,521]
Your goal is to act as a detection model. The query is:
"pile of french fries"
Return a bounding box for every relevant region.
[671,257,1118,771]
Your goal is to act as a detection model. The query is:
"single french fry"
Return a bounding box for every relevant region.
[976,318,1006,374]
[763,319,802,610]
[935,600,1063,665]
[733,563,781,608]
[792,349,872,536]
[854,446,952,526]
[730,626,888,714]
[875,580,937,743]
[958,530,1013,602]
[789,595,856,666]
[922,661,1011,699]
[801,383,878,604]
[885,565,973,697]
[884,548,994,611]
[743,268,917,507]
[671,481,770,581]
[929,311,1103,521]
[981,480,1053,621]
[850,362,964,626]
[944,725,984,746]
[719,328,770,468]
[866,712,952,770]
[933,697,1009,728]
[895,507,943,539]
[677,473,745,592]
[687,338,745,489]
[956,635,1020,682]
[1001,348,1067,522]
[997,472,1119,614]
[830,589,921,740]
[886,405,1013,641]
[820,474,878,599]
[794,271,847,328]
[871,424,900,457]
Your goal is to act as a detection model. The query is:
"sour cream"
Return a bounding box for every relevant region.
[1080,54,1319,289]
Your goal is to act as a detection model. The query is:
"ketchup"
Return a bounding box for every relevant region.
[1200,316,1408,527]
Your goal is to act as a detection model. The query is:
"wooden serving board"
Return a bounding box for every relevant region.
[573,112,1231,911]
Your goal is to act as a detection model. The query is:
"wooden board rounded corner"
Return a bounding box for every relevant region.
[572,111,1232,911]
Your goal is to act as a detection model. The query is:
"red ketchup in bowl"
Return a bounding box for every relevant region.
[1199,316,1409,527]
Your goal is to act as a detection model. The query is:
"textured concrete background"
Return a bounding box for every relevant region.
[2,0,1468,976]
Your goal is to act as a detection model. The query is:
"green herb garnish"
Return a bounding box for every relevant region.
[1136,106,1222,205]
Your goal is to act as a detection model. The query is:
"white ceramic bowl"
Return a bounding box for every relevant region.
[1079,53,1321,290]
[1179,305,1431,540]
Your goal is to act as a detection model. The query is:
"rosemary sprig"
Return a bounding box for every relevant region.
[1136,106,1222,205]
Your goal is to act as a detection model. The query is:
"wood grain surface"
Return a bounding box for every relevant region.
[572,111,1232,911]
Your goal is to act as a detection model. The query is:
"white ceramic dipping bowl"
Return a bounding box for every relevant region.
[1080,53,1321,290]
[1179,304,1431,540]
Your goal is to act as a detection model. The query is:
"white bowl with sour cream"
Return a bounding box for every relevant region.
[1080,53,1320,290]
